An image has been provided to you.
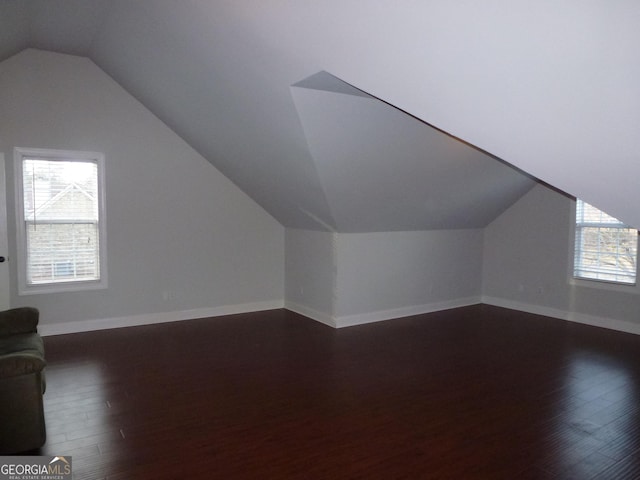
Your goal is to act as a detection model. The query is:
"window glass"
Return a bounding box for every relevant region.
[574,200,637,285]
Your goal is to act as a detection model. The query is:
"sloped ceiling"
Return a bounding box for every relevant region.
[291,72,534,232]
[2,1,637,230]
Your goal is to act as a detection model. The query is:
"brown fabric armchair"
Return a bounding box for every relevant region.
[0,307,47,454]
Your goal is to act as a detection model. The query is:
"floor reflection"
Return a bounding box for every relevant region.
[40,361,123,459]
[545,349,640,477]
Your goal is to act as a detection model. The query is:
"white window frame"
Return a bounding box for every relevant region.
[569,199,639,293]
[14,147,108,295]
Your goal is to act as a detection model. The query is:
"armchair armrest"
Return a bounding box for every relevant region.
[0,352,46,378]
[0,308,39,336]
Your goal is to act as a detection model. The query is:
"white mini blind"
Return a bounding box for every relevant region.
[22,158,100,285]
[574,200,638,285]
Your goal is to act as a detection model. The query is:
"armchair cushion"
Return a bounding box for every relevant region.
[0,307,39,336]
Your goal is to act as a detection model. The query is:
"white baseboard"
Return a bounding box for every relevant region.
[40,295,640,338]
[284,297,480,328]
[284,301,335,328]
[334,296,482,329]
[39,300,284,337]
[482,296,640,336]
[285,297,482,329]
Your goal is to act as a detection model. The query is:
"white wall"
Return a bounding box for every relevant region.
[483,183,640,334]
[332,230,483,327]
[334,231,483,326]
[284,229,483,328]
[0,49,284,333]
[284,229,336,326]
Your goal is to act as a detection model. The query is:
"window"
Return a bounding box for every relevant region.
[15,148,107,294]
[573,199,638,285]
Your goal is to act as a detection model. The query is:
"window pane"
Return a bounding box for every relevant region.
[26,223,100,284]
[23,159,98,222]
[576,201,626,225]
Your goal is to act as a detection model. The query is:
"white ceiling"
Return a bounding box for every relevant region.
[2,1,637,231]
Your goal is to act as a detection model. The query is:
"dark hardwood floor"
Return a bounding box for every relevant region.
[29,305,640,479]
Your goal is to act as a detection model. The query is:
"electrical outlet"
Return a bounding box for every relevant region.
[162,290,177,301]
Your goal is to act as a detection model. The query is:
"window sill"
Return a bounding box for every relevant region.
[18,279,107,296]
[569,277,639,295]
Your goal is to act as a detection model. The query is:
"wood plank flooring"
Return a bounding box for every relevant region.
[24,305,640,478]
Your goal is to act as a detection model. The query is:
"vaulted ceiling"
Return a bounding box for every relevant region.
[2,1,638,231]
